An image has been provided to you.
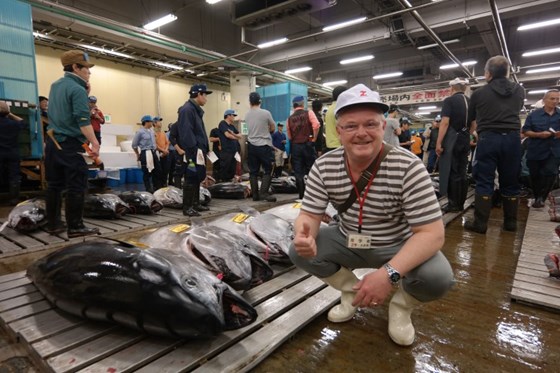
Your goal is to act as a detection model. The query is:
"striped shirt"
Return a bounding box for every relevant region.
[302,145,442,248]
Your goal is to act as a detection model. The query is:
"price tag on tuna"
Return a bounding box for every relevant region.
[170,224,190,233]
[231,213,249,223]
[292,202,302,209]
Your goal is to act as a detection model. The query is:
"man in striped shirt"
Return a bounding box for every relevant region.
[290,84,455,346]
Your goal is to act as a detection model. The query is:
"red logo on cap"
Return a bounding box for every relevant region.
[360,90,367,97]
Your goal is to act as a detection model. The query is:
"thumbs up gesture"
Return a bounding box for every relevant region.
[293,221,317,258]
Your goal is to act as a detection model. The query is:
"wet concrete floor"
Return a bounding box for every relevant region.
[252,202,560,372]
[1,200,559,372]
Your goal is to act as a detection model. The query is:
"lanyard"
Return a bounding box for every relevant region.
[346,144,384,233]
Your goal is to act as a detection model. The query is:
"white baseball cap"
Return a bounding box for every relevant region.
[334,83,389,117]
[449,77,469,86]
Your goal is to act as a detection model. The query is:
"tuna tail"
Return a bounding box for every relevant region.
[0,221,8,233]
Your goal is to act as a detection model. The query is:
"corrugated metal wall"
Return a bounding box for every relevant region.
[0,0,42,158]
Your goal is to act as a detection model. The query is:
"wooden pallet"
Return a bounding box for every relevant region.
[0,194,298,259]
[0,267,369,372]
[510,204,560,310]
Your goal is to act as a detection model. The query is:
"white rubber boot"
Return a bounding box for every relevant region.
[321,267,359,323]
[388,287,422,346]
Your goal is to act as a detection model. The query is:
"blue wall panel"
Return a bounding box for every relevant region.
[0,0,42,158]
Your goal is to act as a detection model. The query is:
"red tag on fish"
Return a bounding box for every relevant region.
[216,273,224,280]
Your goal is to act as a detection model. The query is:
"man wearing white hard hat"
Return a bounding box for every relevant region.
[290,83,454,347]
[436,77,471,212]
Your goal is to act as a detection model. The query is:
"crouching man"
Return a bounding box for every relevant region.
[289,84,455,346]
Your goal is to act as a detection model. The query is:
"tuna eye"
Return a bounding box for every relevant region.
[184,278,197,287]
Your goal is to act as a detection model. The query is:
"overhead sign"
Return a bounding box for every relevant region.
[381,88,453,105]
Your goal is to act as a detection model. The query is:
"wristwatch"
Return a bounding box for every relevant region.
[383,263,401,286]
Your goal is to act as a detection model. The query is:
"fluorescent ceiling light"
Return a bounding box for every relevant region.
[323,17,367,32]
[82,45,132,59]
[415,112,431,116]
[439,60,477,70]
[257,37,288,49]
[373,72,403,79]
[522,47,560,57]
[526,66,560,74]
[196,73,207,77]
[143,14,177,30]
[206,0,223,4]
[285,66,312,74]
[33,31,51,39]
[417,39,460,50]
[323,80,348,87]
[185,69,195,74]
[340,55,374,65]
[418,106,437,110]
[528,89,549,95]
[518,18,560,31]
[154,61,183,70]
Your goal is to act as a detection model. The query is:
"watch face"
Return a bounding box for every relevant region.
[390,272,401,283]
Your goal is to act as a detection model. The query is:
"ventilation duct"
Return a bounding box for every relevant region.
[233,0,336,30]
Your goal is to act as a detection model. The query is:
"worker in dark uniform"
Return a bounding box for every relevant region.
[464,56,525,234]
[0,101,27,205]
[436,78,471,212]
[398,117,412,150]
[175,84,211,216]
[45,50,100,238]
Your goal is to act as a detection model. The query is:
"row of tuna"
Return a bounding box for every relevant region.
[26,202,329,339]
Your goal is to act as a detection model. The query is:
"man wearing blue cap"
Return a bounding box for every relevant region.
[287,95,319,198]
[217,109,241,182]
[88,95,104,144]
[290,83,453,347]
[132,115,162,193]
[173,83,212,216]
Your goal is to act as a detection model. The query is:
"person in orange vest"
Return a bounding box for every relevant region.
[410,131,424,159]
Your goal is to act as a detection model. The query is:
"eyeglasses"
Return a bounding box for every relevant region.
[337,121,382,133]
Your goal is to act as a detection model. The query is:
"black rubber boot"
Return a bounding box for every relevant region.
[250,176,260,201]
[502,196,518,232]
[492,189,502,208]
[45,189,66,234]
[296,176,305,199]
[464,194,492,234]
[260,175,277,202]
[66,192,100,238]
[193,184,209,212]
[182,184,200,217]
[8,184,20,206]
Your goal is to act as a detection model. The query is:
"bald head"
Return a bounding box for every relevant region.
[0,101,9,116]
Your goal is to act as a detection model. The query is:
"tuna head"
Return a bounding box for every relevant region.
[27,241,257,338]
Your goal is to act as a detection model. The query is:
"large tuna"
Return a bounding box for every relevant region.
[83,194,130,219]
[0,198,47,233]
[207,182,250,199]
[27,240,257,338]
[118,191,163,214]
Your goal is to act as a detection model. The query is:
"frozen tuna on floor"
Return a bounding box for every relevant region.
[118,191,163,214]
[207,182,250,199]
[83,194,131,219]
[0,198,47,233]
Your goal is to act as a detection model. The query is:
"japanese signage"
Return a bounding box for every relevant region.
[381,88,453,105]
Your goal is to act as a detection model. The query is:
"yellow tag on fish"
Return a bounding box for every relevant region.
[170,224,190,233]
[127,240,149,248]
[231,213,249,223]
[292,202,302,209]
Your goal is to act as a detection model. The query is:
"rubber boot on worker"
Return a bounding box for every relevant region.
[464,194,492,234]
[502,196,519,232]
[45,189,66,234]
[182,184,201,217]
[65,192,100,238]
[260,174,276,202]
[193,184,209,212]
[321,267,359,323]
[388,287,422,346]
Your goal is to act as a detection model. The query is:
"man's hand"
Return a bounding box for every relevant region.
[351,270,393,308]
[293,222,317,258]
[90,142,100,158]
[436,144,444,156]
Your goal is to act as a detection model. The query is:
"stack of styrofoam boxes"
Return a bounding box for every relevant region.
[99,123,140,186]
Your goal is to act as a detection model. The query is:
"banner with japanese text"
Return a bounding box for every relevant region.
[381,88,453,105]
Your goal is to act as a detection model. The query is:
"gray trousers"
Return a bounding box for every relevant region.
[288,225,455,302]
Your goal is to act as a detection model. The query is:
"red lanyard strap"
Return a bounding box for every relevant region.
[345,143,390,233]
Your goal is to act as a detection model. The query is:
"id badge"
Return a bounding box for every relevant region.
[347,233,372,249]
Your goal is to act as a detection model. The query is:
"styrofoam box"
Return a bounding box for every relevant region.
[99,151,138,168]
